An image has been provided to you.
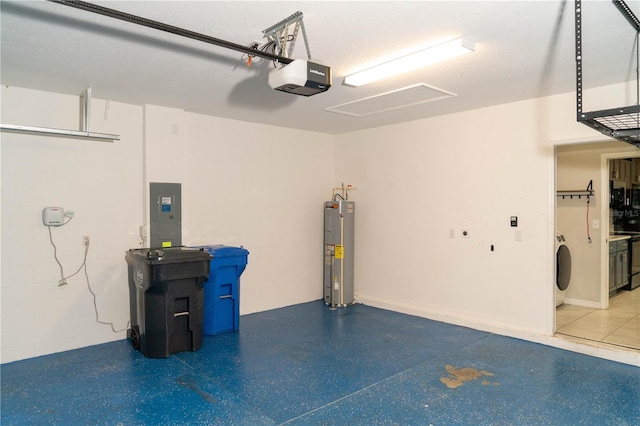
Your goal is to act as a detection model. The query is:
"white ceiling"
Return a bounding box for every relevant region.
[1,1,637,135]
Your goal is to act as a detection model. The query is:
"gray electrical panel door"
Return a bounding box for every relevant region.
[150,182,182,248]
[323,200,355,307]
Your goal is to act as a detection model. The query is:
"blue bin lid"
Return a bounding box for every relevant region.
[192,245,249,257]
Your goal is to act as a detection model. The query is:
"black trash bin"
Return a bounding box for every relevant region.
[125,247,211,358]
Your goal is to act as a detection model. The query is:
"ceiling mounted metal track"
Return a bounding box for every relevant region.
[576,0,640,147]
[47,0,294,65]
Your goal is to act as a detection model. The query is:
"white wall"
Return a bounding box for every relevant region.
[335,100,553,335]
[1,80,632,363]
[141,104,187,247]
[1,87,143,362]
[335,82,632,339]
[181,112,335,313]
[1,88,334,363]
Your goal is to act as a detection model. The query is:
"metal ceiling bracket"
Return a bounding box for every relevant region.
[262,11,312,61]
[613,0,640,31]
[575,0,640,147]
[0,86,120,142]
[576,0,583,121]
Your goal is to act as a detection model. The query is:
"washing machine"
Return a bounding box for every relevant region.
[555,234,572,307]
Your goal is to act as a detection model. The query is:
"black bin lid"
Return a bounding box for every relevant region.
[127,247,211,265]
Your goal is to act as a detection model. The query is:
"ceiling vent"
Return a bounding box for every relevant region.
[325,83,456,117]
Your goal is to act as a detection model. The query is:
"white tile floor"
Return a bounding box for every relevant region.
[556,289,640,350]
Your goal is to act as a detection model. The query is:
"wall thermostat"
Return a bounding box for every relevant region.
[43,207,65,226]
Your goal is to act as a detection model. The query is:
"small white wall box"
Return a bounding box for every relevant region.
[42,207,65,226]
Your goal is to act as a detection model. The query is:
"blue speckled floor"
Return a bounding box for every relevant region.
[2,301,639,425]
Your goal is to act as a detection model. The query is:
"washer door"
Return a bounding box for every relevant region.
[556,244,572,291]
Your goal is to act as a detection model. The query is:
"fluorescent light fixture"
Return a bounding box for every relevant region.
[344,37,475,87]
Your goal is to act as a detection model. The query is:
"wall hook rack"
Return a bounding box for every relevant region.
[557,179,594,199]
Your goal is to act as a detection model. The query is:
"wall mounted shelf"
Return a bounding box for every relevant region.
[0,124,119,142]
[0,87,119,142]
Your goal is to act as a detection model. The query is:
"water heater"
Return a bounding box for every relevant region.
[323,200,355,308]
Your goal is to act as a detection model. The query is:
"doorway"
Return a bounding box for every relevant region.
[555,143,640,351]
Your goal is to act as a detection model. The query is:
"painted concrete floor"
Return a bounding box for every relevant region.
[2,301,639,425]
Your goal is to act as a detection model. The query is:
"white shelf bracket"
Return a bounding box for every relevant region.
[80,86,91,133]
[0,86,120,142]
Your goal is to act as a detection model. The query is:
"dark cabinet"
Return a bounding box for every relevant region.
[609,239,629,295]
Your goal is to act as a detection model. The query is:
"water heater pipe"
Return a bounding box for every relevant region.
[340,213,345,306]
[328,247,336,310]
[332,184,357,201]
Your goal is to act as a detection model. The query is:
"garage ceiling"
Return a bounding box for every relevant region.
[1,1,637,134]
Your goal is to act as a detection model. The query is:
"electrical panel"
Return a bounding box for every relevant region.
[149,183,182,249]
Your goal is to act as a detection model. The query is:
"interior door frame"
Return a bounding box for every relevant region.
[600,151,640,309]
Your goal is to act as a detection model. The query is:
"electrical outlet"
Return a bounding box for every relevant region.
[515,230,522,242]
[449,228,455,239]
[83,235,90,246]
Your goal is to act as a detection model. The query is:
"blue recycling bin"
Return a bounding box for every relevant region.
[193,245,249,335]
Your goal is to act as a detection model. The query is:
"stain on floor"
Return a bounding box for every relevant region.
[176,377,219,404]
[440,365,499,389]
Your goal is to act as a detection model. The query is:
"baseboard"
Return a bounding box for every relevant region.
[563,298,601,309]
[356,294,640,367]
[356,294,546,341]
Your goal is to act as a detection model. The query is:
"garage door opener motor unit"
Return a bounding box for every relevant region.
[268,59,331,97]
